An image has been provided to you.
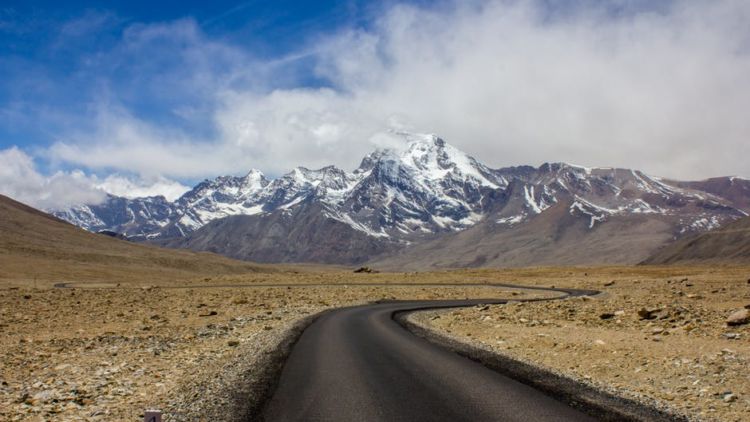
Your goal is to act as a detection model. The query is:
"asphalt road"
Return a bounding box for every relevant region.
[262,285,600,422]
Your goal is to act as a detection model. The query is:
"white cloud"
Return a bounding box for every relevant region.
[0,147,189,209]
[0,147,105,209]
[302,0,750,179]
[42,0,750,183]
[96,174,189,201]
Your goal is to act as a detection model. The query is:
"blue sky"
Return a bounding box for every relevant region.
[0,0,400,152]
[1,1,749,209]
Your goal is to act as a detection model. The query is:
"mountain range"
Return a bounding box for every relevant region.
[52,132,750,267]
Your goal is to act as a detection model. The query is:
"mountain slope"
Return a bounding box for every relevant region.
[674,177,750,212]
[0,194,266,285]
[58,194,177,239]
[642,216,750,265]
[369,200,676,270]
[159,202,398,264]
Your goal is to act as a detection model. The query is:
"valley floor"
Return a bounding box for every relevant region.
[0,270,541,421]
[1,266,748,421]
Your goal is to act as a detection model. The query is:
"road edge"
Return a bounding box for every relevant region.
[397,310,696,422]
[164,309,329,422]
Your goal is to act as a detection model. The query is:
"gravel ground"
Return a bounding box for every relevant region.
[0,287,322,421]
[163,311,324,422]
[3,266,748,421]
[411,275,750,422]
[0,280,536,421]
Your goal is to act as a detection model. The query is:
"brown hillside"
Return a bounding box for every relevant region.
[642,216,750,265]
[157,201,397,265]
[0,195,269,286]
[370,200,675,271]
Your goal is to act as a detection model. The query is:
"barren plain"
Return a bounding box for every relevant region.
[0,269,547,421]
[1,265,748,421]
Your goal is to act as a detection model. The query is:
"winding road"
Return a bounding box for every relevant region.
[53,281,604,420]
[262,285,600,422]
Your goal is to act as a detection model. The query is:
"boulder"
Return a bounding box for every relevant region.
[726,309,749,326]
[637,307,661,320]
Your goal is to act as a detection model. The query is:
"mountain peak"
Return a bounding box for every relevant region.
[242,169,268,189]
[398,131,444,148]
[539,162,595,175]
[288,165,346,182]
[244,168,265,179]
[366,131,443,154]
[359,131,495,185]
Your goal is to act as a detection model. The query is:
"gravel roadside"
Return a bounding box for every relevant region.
[407,276,750,422]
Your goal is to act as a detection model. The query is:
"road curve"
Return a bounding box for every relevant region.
[262,285,600,422]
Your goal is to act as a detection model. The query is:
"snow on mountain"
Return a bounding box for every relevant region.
[485,162,744,234]
[173,169,269,233]
[337,133,504,236]
[51,132,750,243]
[55,194,176,238]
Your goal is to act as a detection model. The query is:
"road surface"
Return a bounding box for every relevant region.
[262,285,600,421]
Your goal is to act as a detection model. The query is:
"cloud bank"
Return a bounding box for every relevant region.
[6,0,750,208]
[95,175,189,202]
[0,147,105,209]
[0,147,188,209]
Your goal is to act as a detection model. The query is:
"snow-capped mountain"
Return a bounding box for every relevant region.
[336,134,503,237]
[59,194,177,237]
[55,132,514,240]
[52,132,750,265]
[493,162,745,233]
[171,169,269,236]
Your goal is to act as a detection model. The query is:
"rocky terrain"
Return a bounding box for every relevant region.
[413,267,750,422]
[1,285,316,421]
[52,133,750,267]
[0,276,545,421]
